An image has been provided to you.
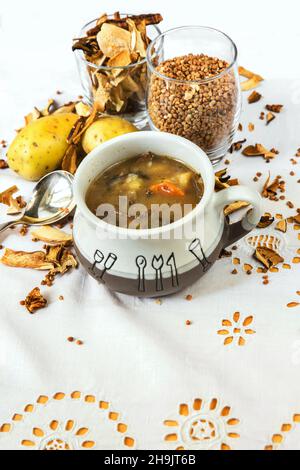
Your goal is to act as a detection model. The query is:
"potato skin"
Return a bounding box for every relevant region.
[82,117,138,154]
[7,113,79,181]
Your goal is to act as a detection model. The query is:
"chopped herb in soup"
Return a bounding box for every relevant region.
[86,152,204,228]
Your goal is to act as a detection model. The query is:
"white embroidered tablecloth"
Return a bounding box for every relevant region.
[0,0,300,452]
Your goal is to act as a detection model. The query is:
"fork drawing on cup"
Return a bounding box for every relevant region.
[152,255,164,292]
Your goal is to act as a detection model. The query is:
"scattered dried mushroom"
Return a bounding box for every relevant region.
[266,112,276,125]
[238,66,264,91]
[262,175,285,200]
[266,104,283,113]
[215,168,239,192]
[248,91,262,104]
[1,245,77,286]
[275,219,287,233]
[224,201,250,217]
[214,169,248,216]
[229,139,246,153]
[254,247,284,270]
[0,186,26,215]
[31,226,72,246]
[20,287,47,314]
[242,144,277,160]
[257,214,274,229]
[73,12,163,114]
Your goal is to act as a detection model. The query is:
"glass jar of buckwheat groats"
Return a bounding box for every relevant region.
[146,26,241,164]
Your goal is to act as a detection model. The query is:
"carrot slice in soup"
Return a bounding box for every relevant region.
[149,181,185,197]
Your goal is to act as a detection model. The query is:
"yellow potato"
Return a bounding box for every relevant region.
[7,113,79,181]
[82,117,138,154]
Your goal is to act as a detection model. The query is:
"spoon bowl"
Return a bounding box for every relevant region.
[0,171,75,234]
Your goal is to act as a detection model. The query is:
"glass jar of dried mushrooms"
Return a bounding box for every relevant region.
[146,26,241,164]
[73,12,163,128]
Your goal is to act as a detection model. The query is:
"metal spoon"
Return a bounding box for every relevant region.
[0,171,75,235]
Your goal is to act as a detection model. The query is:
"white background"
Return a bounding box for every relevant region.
[1,0,300,134]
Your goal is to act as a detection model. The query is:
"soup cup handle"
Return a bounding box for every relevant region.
[213,185,263,247]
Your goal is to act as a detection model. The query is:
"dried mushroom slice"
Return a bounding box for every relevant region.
[228,178,239,187]
[239,66,264,81]
[21,287,47,314]
[241,77,262,92]
[92,73,112,112]
[224,201,250,216]
[293,214,300,224]
[97,23,132,58]
[254,247,284,269]
[239,67,263,92]
[229,139,247,153]
[127,18,147,58]
[248,91,262,104]
[243,144,277,160]
[75,102,92,117]
[275,219,287,233]
[85,13,163,37]
[107,49,132,69]
[1,249,54,270]
[0,186,26,215]
[31,226,73,245]
[266,112,276,125]
[215,169,230,191]
[262,175,283,200]
[56,249,78,275]
[266,104,283,113]
[257,214,275,228]
[61,145,78,175]
[242,145,265,157]
[44,245,77,276]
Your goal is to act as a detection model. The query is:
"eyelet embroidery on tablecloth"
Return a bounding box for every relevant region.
[217,312,256,346]
[265,414,300,450]
[0,391,135,450]
[231,229,295,275]
[163,398,240,450]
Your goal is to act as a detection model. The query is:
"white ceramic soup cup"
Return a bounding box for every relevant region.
[73,131,262,297]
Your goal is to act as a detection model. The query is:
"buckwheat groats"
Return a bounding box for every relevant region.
[147,53,240,159]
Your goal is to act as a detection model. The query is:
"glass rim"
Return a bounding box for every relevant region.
[74,15,162,71]
[146,25,238,85]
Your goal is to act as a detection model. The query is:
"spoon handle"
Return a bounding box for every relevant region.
[0,220,20,234]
